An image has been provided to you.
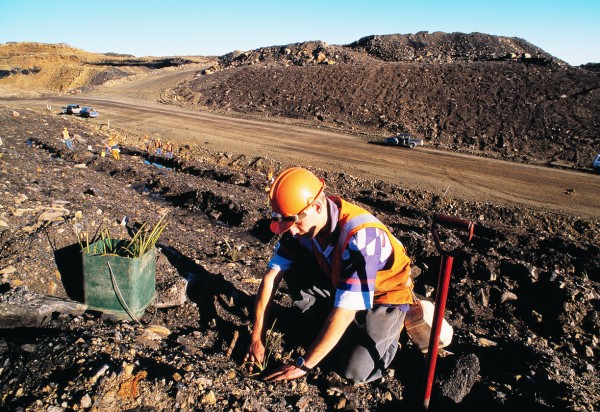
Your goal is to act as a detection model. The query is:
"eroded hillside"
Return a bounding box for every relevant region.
[0,42,211,95]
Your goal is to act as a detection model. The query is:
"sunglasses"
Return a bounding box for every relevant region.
[270,211,308,222]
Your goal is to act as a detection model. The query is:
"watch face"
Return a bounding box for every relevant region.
[296,357,305,368]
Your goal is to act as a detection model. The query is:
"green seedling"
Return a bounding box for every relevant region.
[124,213,168,258]
[245,319,283,376]
[75,213,167,258]
[223,237,241,262]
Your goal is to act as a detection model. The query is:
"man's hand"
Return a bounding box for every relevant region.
[244,340,265,373]
[263,363,306,381]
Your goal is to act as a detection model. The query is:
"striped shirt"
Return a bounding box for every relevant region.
[268,198,396,311]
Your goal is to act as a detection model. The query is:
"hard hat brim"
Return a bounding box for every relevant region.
[270,220,294,234]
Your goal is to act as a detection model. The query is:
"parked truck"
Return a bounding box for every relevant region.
[593,154,600,173]
[383,133,424,149]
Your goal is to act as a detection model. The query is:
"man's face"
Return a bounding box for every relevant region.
[287,204,319,238]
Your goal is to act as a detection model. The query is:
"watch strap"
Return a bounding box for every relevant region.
[295,356,312,373]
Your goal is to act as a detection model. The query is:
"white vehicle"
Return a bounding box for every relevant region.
[61,104,81,115]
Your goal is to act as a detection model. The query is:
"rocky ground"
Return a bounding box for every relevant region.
[0,103,598,411]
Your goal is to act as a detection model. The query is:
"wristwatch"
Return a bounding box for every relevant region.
[295,356,312,373]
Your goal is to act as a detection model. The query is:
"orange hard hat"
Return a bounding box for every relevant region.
[268,167,325,234]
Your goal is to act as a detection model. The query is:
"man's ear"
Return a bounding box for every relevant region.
[314,198,325,214]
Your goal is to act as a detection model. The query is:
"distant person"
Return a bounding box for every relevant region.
[108,136,120,160]
[245,167,414,383]
[143,135,151,154]
[62,127,73,150]
[154,137,163,155]
[165,141,174,159]
[102,140,110,158]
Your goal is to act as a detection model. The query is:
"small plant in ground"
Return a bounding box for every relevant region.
[245,320,283,375]
[264,169,274,207]
[223,237,242,262]
[581,270,589,281]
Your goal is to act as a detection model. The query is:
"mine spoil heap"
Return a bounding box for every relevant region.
[171,32,600,170]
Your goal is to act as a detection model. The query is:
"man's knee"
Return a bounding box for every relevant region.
[339,363,382,383]
[340,367,370,383]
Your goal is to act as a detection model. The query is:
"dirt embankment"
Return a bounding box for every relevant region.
[175,61,599,167]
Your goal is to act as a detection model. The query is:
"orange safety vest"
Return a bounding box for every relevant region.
[314,197,414,306]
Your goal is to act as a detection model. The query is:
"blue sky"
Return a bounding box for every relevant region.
[1,0,598,65]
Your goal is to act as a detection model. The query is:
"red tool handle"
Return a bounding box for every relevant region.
[423,213,475,409]
[423,254,453,409]
[432,212,474,232]
[431,213,475,254]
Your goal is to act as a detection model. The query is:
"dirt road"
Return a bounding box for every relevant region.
[3,67,599,219]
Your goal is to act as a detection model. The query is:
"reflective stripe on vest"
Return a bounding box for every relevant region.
[337,213,381,252]
[321,197,414,305]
